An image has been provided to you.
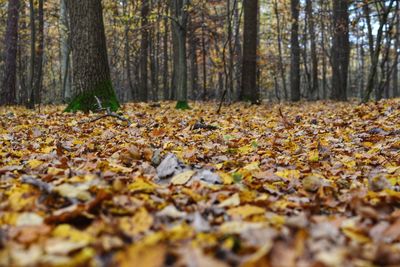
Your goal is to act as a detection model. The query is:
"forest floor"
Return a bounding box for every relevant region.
[0,99,400,267]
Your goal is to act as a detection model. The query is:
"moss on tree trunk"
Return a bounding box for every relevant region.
[65,80,120,113]
[175,100,190,110]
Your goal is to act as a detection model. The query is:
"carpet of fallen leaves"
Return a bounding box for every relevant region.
[0,99,400,267]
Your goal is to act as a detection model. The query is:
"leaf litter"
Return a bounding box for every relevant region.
[0,100,400,266]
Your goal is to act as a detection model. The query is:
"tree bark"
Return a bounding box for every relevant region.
[65,0,119,112]
[290,0,300,101]
[60,0,71,102]
[306,0,318,99]
[163,12,169,100]
[240,0,259,104]
[331,0,350,101]
[363,0,395,102]
[170,0,190,109]
[393,2,399,97]
[273,0,287,100]
[139,0,149,102]
[28,0,44,109]
[0,0,20,106]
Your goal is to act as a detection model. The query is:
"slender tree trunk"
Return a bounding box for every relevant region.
[17,1,27,104]
[273,0,287,100]
[139,0,149,101]
[0,0,20,106]
[331,0,350,101]
[393,2,399,97]
[306,0,318,99]
[189,19,198,99]
[28,0,35,107]
[302,12,311,99]
[363,0,395,102]
[234,4,242,99]
[201,4,207,100]
[320,0,327,99]
[240,0,259,104]
[290,0,300,101]
[28,0,44,109]
[122,0,134,101]
[163,12,169,100]
[60,0,71,102]
[65,0,119,112]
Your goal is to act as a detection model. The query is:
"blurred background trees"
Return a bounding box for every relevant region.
[0,0,398,107]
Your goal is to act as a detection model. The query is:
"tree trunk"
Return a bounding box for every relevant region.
[240,0,259,104]
[163,13,169,100]
[306,0,318,99]
[0,0,20,106]
[65,0,119,112]
[392,1,399,98]
[170,0,190,109]
[273,0,287,100]
[201,5,207,100]
[189,19,198,99]
[331,0,350,101]
[363,0,395,102]
[28,0,44,109]
[290,0,300,101]
[60,0,71,102]
[27,0,35,107]
[139,0,149,102]
[320,0,327,99]
[122,0,134,101]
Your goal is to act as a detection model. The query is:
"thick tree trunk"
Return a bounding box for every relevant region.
[290,0,300,101]
[240,0,259,104]
[170,0,190,109]
[65,0,119,112]
[0,0,20,106]
[331,0,350,101]
[139,0,149,102]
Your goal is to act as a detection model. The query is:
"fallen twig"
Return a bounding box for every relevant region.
[79,96,132,126]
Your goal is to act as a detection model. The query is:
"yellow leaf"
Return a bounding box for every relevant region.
[218,172,234,185]
[72,138,84,145]
[116,243,166,267]
[47,167,64,175]
[27,159,43,169]
[275,169,300,179]
[227,205,265,219]
[52,224,93,244]
[41,146,55,153]
[119,208,153,236]
[54,183,91,201]
[238,145,253,155]
[218,193,240,208]
[342,228,370,243]
[109,162,133,173]
[308,150,319,162]
[171,170,195,185]
[128,179,158,193]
